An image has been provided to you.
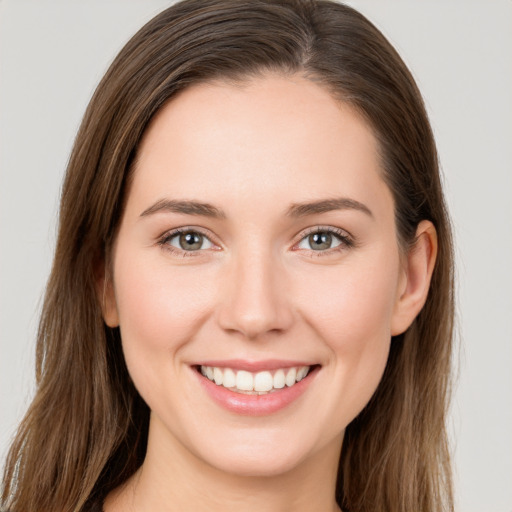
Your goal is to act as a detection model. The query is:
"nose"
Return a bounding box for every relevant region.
[216,247,294,340]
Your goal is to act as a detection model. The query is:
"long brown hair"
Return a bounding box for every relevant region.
[2,1,454,511]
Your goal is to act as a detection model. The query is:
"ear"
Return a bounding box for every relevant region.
[94,258,119,328]
[391,220,438,336]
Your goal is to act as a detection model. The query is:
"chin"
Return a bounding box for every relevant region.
[185,424,333,478]
[203,446,310,478]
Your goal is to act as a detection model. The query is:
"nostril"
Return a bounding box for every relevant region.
[217,306,294,340]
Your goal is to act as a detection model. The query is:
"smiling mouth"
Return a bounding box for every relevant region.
[196,365,317,395]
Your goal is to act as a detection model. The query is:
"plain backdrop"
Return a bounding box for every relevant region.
[0,1,511,511]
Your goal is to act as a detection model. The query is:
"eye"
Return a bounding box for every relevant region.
[295,228,352,252]
[163,229,214,252]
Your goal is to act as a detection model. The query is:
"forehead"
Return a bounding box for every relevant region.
[129,74,391,220]
[139,73,377,161]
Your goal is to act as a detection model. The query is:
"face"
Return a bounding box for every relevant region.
[104,74,413,478]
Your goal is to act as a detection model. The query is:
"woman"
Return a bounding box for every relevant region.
[1,1,454,511]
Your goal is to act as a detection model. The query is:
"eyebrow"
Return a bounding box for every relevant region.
[140,199,227,219]
[140,196,373,220]
[286,197,373,218]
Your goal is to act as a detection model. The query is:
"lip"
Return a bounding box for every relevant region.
[191,362,320,416]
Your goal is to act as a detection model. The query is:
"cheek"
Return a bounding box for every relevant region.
[291,251,400,420]
[295,256,399,349]
[111,252,218,390]
[115,255,215,339]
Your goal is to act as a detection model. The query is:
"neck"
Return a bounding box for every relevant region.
[104,415,343,512]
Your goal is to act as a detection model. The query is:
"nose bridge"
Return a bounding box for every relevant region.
[218,240,292,339]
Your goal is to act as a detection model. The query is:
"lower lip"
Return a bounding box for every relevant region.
[194,366,319,416]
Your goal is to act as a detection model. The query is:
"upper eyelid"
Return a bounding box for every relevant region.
[160,226,218,243]
[293,225,353,242]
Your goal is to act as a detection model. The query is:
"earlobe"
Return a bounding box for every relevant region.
[391,220,438,336]
[95,259,120,328]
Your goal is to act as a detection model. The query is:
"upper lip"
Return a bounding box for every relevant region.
[193,359,318,372]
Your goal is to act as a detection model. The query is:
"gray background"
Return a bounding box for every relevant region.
[1,1,511,510]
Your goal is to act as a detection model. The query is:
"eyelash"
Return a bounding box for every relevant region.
[293,226,355,257]
[157,226,355,257]
[158,227,217,257]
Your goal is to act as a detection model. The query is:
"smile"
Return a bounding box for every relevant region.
[200,365,311,395]
[193,361,320,415]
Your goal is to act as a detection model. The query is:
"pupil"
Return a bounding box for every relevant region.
[179,232,203,250]
[310,232,331,250]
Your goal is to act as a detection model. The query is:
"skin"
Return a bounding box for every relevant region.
[101,74,437,512]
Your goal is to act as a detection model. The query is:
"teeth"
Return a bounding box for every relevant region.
[223,368,236,388]
[273,369,285,389]
[200,365,311,394]
[213,367,223,385]
[297,366,308,381]
[285,367,296,387]
[254,371,273,392]
[236,370,253,391]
